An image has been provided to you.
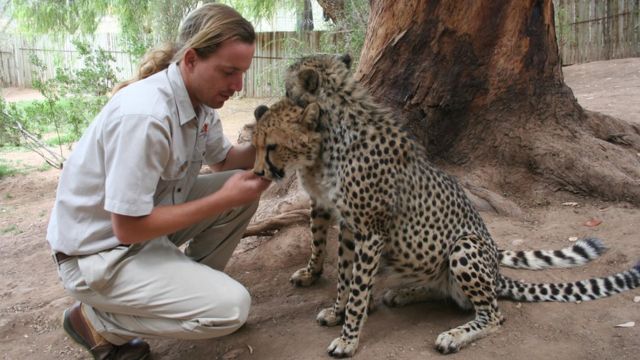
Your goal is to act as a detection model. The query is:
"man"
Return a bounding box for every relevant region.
[47,4,270,359]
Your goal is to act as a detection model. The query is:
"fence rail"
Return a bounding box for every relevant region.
[1,1,639,93]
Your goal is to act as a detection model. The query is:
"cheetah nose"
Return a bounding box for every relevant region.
[254,170,265,177]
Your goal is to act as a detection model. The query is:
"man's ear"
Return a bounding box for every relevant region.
[299,68,320,93]
[338,54,352,69]
[301,103,320,129]
[254,105,269,121]
[182,48,198,71]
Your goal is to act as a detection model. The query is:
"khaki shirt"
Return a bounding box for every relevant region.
[47,63,232,255]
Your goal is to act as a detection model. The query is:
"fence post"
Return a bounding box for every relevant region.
[12,36,22,87]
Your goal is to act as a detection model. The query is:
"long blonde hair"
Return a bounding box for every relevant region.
[112,3,255,94]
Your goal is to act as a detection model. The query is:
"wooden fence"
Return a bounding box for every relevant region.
[0,31,332,98]
[554,0,640,65]
[0,34,137,91]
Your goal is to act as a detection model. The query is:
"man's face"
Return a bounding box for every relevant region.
[181,39,255,109]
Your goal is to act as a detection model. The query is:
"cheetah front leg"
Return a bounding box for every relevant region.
[316,223,354,327]
[435,234,504,354]
[291,202,332,287]
[326,232,384,358]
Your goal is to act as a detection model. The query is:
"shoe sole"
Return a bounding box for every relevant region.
[62,308,94,352]
[62,308,151,360]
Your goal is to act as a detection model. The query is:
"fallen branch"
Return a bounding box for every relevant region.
[243,209,310,238]
[2,110,65,169]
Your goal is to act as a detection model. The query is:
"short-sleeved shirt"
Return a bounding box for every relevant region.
[46,62,232,255]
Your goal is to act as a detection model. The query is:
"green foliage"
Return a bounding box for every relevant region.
[30,39,115,140]
[10,1,217,59]
[0,161,18,178]
[0,97,21,147]
[0,39,117,150]
[11,0,109,36]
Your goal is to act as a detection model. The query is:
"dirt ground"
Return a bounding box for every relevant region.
[1,58,639,360]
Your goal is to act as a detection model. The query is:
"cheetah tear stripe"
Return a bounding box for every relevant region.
[498,262,640,302]
[499,237,606,270]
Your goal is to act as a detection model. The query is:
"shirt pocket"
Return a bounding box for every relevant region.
[155,154,187,206]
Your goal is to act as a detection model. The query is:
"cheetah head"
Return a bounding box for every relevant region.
[284,54,352,107]
[251,98,322,181]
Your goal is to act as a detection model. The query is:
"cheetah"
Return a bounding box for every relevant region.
[250,54,640,358]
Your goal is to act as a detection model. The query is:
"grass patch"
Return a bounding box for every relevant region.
[0,155,53,178]
[1,224,21,235]
[0,162,19,178]
[45,132,76,146]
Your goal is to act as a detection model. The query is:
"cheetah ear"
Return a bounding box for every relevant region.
[254,105,269,121]
[298,68,320,94]
[338,54,352,69]
[301,102,320,129]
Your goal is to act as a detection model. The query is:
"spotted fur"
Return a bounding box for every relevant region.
[251,54,640,357]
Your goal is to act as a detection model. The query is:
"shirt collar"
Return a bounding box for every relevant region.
[167,62,198,126]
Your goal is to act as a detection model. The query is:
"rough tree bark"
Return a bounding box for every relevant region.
[356,0,640,204]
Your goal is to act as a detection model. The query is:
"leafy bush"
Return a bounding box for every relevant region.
[0,97,22,147]
[0,39,118,150]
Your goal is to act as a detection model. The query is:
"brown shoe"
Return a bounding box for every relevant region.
[62,302,150,360]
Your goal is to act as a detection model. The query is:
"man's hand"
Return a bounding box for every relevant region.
[218,170,272,207]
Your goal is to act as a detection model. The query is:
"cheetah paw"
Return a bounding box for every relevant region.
[327,336,358,358]
[290,267,320,287]
[435,331,462,354]
[316,307,344,327]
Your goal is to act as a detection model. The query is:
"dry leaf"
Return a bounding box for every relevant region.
[562,202,579,207]
[584,218,602,227]
[633,296,640,303]
[568,236,579,242]
[615,321,635,328]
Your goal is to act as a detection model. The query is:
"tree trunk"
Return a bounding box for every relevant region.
[356,0,640,204]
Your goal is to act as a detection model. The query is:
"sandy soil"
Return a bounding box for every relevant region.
[1,58,639,360]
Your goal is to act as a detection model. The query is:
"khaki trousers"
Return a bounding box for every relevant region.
[56,171,259,345]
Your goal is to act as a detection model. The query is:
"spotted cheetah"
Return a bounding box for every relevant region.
[251,54,640,358]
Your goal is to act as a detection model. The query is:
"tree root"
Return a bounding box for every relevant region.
[528,128,640,204]
[463,182,524,218]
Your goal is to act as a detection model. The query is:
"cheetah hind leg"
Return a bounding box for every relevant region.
[436,234,504,354]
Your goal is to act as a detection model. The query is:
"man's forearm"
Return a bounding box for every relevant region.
[111,190,236,244]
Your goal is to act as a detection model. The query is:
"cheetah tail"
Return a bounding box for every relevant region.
[498,237,606,270]
[496,262,640,302]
